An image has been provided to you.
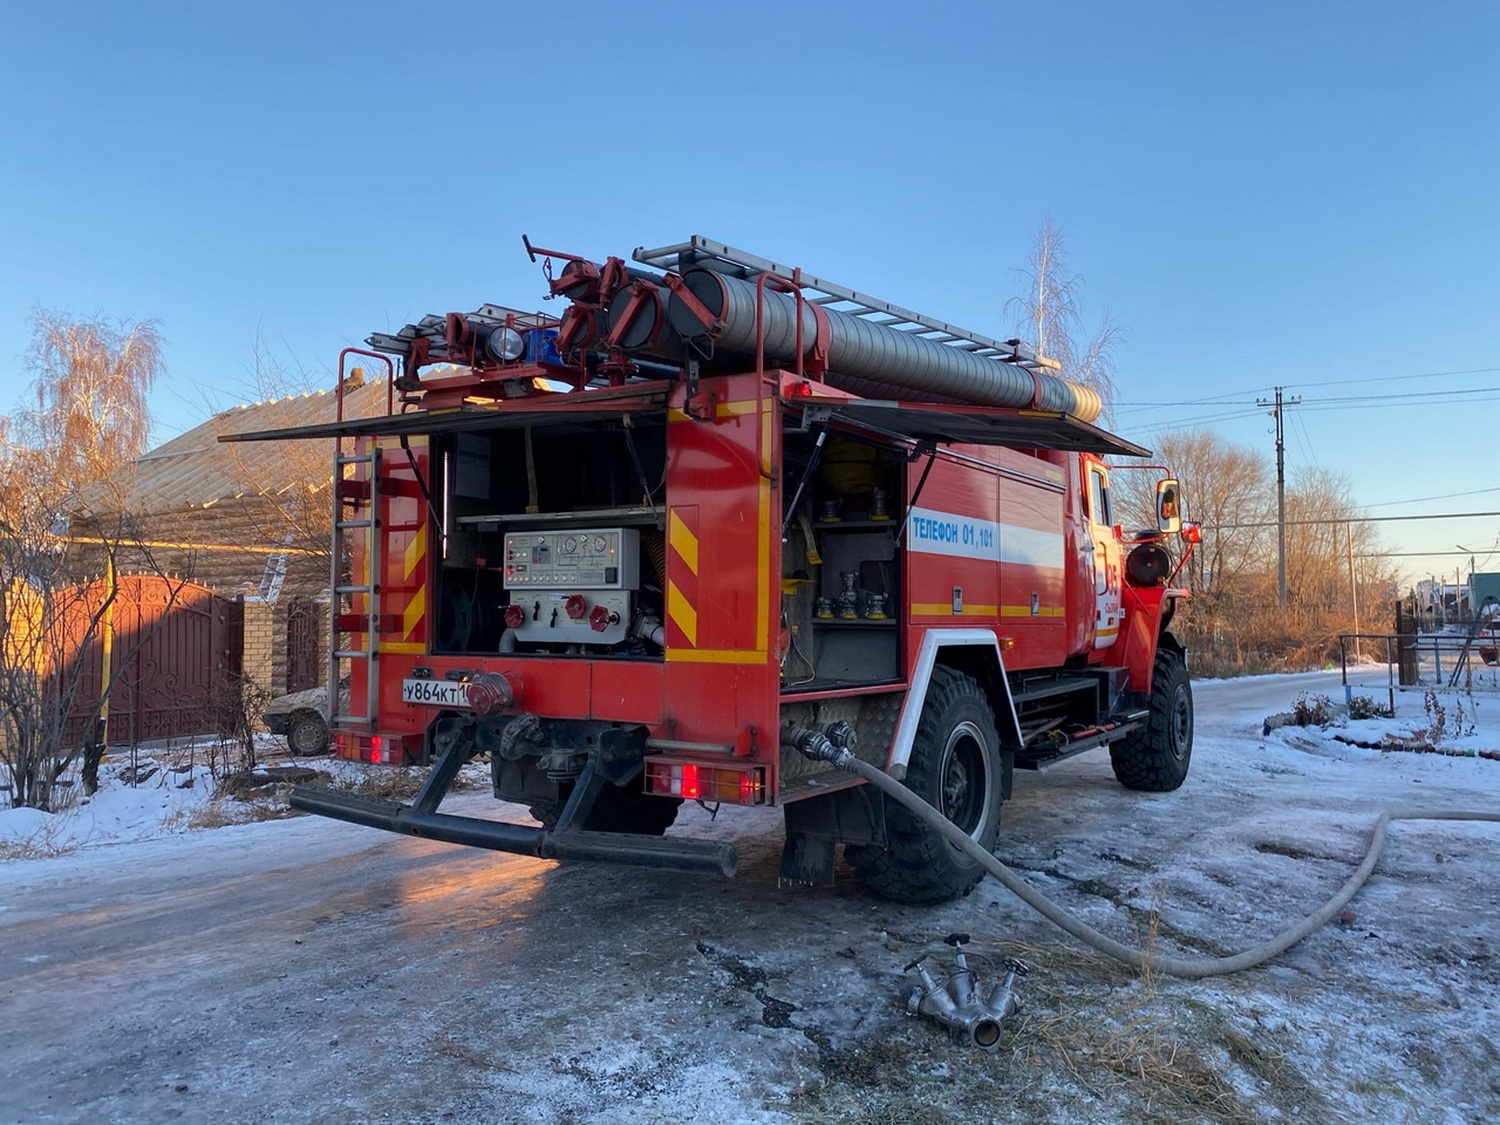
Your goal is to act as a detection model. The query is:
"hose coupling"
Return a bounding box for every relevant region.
[784,727,852,767]
[466,671,523,715]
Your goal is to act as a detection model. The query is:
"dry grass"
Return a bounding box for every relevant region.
[330,767,427,801]
[326,760,487,801]
[0,835,72,861]
[839,911,1331,1125]
[156,798,298,833]
[181,801,300,830]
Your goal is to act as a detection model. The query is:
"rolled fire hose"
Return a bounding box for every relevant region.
[809,744,1500,979]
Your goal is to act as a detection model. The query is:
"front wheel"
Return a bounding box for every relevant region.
[286,712,330,757]
[848,667,1004,904]
[1110,644,1193,791]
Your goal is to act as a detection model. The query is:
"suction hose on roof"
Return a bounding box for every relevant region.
[806,744,1500,979]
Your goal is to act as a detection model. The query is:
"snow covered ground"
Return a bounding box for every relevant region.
[3,670,1498,1124]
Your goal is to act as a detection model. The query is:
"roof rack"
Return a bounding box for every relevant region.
[633,235,1057,372]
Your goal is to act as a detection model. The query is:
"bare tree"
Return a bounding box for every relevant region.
[1,313,166,809]
[1007,219,1121,421]
[1284,467,1397,632]
[20,311,161,497]
[1113,427,1400,671]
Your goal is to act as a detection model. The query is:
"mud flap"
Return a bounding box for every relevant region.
[778,785,885,884]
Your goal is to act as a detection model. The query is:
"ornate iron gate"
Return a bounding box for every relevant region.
[285,596,320,694]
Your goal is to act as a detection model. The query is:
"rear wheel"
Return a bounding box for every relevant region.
[1110,644,1193,791]
[848,667,1003,904]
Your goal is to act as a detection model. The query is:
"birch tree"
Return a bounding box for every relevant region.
[0,313,165,809]
[1007,219,1121,422]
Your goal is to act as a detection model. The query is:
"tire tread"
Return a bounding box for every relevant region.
[848,667,1002,904]
[1110,645,1193,792]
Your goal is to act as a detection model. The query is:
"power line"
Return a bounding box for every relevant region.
[1358,486,1500,510]
[1290,409,1319,467]
[1114,365,1500,414]
[1299,395,1500,414]
[1127,389,1500,424]
[1358,550,1494,559]
[1135,407,1266,435]
[1210,510,1500,530]
[1288,365,1500,391]
[1299,385,1500,405]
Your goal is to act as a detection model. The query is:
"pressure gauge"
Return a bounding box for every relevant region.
[563,536,577,552]
[593,535,607,552]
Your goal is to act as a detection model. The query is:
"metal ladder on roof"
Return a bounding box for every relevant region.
[329,443,383,731]
[632,235,1058,372]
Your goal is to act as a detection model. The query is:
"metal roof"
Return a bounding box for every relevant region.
[80,381,394,515]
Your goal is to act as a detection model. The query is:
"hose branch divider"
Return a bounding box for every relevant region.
[806,743,1500,979]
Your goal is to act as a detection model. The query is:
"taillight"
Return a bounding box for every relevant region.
[644,759,765,805]
[337,732,404,764]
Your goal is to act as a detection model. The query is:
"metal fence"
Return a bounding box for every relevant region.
[1339,632,1500,709]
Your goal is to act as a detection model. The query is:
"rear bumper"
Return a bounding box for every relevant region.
[289,785,738,877]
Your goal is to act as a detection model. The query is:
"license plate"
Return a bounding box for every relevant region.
[401,678,471,708]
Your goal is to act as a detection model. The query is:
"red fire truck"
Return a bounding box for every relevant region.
[226,236,1196,903]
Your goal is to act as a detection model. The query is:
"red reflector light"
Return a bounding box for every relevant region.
[335,732,404,764]
[643,758,765,805]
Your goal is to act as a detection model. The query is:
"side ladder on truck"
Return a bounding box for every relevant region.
[330,443,383,731]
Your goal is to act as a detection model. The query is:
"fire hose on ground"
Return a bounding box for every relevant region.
[801,740,1500,980]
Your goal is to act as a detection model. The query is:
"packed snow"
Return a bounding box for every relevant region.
[3,670,1498,1124]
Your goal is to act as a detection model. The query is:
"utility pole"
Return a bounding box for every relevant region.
[1347,521,1360,660]
[1257,386,1301,614]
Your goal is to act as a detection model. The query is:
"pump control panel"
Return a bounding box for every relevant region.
[502,528,640,590]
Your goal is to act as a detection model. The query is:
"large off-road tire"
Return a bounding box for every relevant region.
[286,711,330,757]
[847,667,1004,904]
[530,776,682,836]
[1110,644,1193,791]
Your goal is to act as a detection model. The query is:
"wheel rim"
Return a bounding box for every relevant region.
[1169,685,1192,760]
[290,718,324,755]
[939,721,991,837]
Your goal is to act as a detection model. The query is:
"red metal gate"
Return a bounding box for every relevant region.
[61,577,242,746]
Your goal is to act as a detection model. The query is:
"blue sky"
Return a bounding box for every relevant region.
[2,1,1496,583]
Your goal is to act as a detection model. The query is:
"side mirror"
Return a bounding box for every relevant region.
[1156,478,1182,535]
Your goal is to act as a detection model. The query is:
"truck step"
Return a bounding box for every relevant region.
[1010,676,1100,706]
[288,785,737,877]
[1013,714,1147,770]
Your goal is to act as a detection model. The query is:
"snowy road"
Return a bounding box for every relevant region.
[4,670,1499,1124]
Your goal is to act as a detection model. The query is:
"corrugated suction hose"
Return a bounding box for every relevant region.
[811,746,1500,979]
